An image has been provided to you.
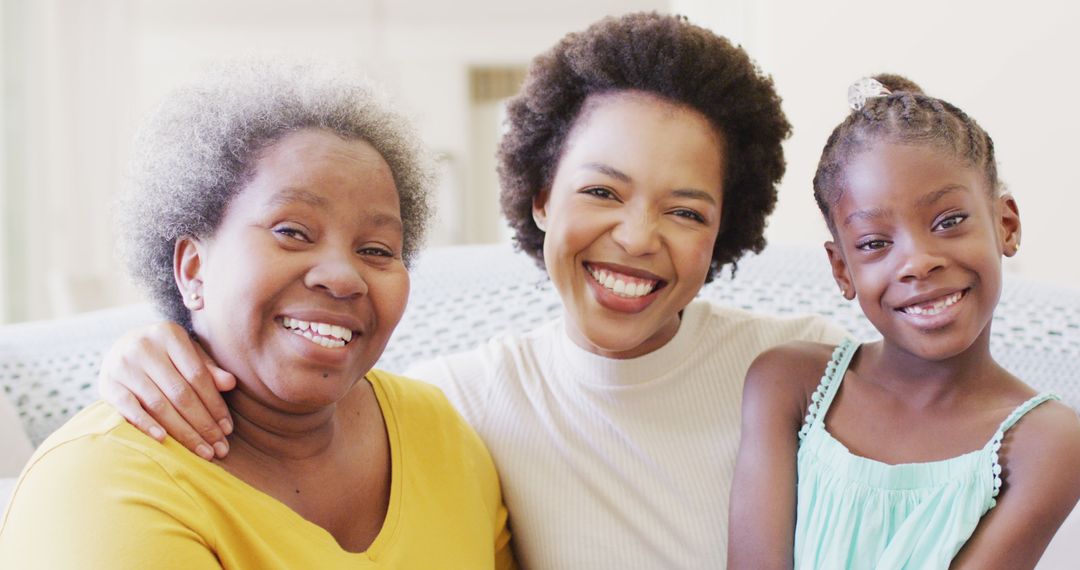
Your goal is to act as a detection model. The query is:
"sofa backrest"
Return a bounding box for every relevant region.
[2,243,1078,447]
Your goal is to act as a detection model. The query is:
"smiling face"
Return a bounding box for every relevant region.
[825,142,1020,361]
[533,91,726,359]
[176,128,409,411]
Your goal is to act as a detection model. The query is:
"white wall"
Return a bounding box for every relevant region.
[0,0,664,323]
[3,0,1076,323]
[0,0,7,324]
[677,0,1080,289]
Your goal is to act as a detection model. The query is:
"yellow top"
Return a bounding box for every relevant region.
[0,370,515,569]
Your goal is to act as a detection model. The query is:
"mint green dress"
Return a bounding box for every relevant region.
[794,339,1059,569]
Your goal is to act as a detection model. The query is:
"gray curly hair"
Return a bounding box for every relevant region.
[120,59,434,329]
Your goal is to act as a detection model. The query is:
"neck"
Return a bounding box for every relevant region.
[222,385,360,463]
[866,328,1004,407]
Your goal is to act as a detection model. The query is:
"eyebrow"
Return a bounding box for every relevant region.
[582,162,718,206]
[269,188,330,209]
[842,184,969,227]
[843,207,889,227]
[583,162,631,183]
[671,188,718,206]
[365,212,403,231]
[269,187,402,230]
[916,184,966,207]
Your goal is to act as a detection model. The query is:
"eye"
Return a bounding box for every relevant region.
[358,246,396,259]
[273,224,311,242]
[856,238,890,252]
[670,208,707,224]
[934,213,967,231]
[581,186,617,200]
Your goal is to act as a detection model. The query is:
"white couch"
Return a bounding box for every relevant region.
[2,243,1078,566]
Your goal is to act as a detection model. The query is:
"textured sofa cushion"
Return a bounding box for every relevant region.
[0,392,32,478]
[0,477,15,512]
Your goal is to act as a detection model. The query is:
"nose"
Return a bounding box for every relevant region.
[304,248,369,299]
[897,238,946,282]
[610,206,661,257]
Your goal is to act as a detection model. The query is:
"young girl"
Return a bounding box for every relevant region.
[728,75,1080,569]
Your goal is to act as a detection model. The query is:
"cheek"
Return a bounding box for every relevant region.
[373,271,410,327]
[546,210,597,262]
[676,230,719,280]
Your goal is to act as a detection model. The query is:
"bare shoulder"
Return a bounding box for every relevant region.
[953,398,1080,566]
[1006,398,1080,467]
[996,396,1080,520]
[744,341,839,413]
[747,341,836,388]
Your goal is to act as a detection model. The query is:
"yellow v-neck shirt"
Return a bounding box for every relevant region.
[0,370,515,569]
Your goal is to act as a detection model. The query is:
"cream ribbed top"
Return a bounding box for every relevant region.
[407,300,844,569]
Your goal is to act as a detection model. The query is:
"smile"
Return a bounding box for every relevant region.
[281,317,354,349]
[586,264,661,298]
[898,290,966,316]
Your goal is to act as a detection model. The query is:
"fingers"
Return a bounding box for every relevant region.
[97,322,232,461]
[110,373,218,462]
[142,338,230,458]
[164,333,234,444]
[193,340,237,392]
[102,383,166,442]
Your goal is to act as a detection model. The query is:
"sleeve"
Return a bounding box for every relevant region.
[0,436,220,569]
[403,347,494,432]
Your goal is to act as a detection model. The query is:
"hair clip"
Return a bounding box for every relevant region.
[847,77,891,111]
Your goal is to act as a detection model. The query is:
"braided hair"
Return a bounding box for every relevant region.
[813,74,1000,231]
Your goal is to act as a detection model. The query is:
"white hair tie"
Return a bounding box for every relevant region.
[847,77,891,111]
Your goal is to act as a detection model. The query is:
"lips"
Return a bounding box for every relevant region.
[896,289,968,316]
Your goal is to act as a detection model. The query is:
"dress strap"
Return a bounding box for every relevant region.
[798,338,859,441]
[986,392,1061,503]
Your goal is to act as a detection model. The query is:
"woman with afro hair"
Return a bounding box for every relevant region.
[98,12,845,568]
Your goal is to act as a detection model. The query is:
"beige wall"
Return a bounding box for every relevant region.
[677,0,1080,289]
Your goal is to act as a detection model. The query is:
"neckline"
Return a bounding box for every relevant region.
[802,341,1058,488]
[554,299,711,388]
[193,372,401,559]
[803,424,993,490]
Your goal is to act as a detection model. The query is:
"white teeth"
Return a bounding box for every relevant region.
[901,291,964,316]
[332,325,352,342]
[281,317,353,347]
[586,265,658,299]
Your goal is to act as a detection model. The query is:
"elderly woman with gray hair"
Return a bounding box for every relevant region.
[0,61,515,569]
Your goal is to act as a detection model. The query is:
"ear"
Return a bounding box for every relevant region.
[174,236,206,311]
[825,240,856,300]
[997,194,1021,257]
[531,189,550,232]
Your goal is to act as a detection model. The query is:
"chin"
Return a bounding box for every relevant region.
[896,329,986,363]
[579,326,655,358]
